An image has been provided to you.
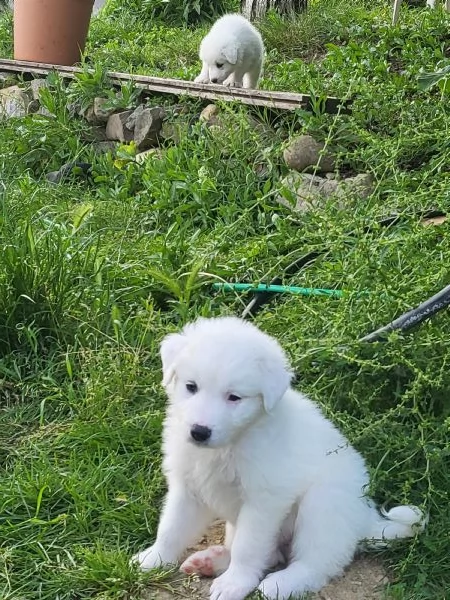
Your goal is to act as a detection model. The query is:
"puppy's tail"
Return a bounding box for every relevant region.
[364,504,428,549]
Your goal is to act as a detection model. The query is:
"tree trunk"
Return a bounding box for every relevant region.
[241,0,307,20]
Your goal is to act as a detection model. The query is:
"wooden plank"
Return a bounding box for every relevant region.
[0,58,352,114]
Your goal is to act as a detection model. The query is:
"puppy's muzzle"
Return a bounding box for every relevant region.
[190,424,212,443]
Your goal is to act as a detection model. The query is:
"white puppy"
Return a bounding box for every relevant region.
[194,14,264,89]
[133,317,426,600]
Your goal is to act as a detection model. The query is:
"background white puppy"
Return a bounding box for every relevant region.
[194,14,264,89]
[133,317,426,600]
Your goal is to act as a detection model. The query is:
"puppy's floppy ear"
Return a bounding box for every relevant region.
[258,357,292,413]
[160,333,187,387]
[223,44,238,65]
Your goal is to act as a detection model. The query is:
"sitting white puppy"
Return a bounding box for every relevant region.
[133,316,426,600]
[194,14,264,89]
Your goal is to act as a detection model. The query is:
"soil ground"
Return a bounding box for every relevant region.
[141,522,389,600]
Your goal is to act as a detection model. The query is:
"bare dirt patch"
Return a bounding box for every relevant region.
[140,522,389,600]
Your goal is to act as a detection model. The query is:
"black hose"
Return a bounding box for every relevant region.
[360,284,450,342]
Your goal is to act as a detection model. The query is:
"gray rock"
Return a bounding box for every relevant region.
[125,104,144,130]
[93,97,116,123]
[283,135,336,173]
[80,104,96,123]
[200,103,220,125]
[80,100,115,125]
[133,106,166,150]
[36,105,54,118]
[0,85,30,118]
[105,109,135,142]
[29,78,48,100]
[344,173,374,198]
[278,172,374,212]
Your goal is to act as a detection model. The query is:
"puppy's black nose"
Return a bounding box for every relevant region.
[211,78,218,83]
[190,424,212,443]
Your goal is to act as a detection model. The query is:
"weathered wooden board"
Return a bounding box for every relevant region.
[0,58,352,114]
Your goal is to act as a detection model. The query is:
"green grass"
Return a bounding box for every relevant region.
[0,0,450,598]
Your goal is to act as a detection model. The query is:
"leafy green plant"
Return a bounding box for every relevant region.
[66,61,111,113]
[141,0,239,25]
[103,0,238,25]
[418,63,450,93]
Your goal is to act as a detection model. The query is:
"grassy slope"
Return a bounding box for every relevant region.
[0,0,449,598]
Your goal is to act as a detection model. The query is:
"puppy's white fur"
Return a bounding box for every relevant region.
[194,14,264,89]
[133,317,426,600]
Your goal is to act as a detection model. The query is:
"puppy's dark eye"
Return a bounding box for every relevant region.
[228,394,241,402]
[186,381,198,394]
[216,62,224,68]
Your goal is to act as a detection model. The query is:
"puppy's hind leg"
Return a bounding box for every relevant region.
[243,61,262,89]
[181,545,231,577]
[180,541,283,578]
[259,484,366,599]
[180,521,235,577]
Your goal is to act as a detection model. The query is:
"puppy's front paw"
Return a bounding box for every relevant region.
[259,568,310,600]
[209,568,260,600]
[258,571,284,599]
[222,76,236,87]
[194,75,210,84]
[132,545,167,571]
